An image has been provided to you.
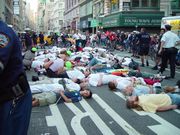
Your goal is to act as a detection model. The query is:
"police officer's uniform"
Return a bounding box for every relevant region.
[138,32,151,56]
[0,21,32,135]
[159,29,180,78]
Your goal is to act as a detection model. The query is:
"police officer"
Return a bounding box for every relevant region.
[158,24,180,79]
[137,28,151,67]
[0,21,32,135]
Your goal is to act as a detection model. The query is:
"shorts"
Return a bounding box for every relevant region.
[168,93,180,106]
[33,91,57,106]
[46,68,58,78]
[139,45,149,56]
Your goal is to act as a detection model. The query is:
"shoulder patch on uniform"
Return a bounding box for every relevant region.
[0,33,9,48]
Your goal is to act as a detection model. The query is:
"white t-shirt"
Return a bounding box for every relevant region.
[116,77,132,91]
[49,58,64,72]
[64,78,80,91]
[88,73,119,86]
[88,74,100,86]
[30,83,64,94]
[67,69,85,80]
[122,57,132,66]
[102,75,119,84]
[31,60,44,69]
[161,31,180,48]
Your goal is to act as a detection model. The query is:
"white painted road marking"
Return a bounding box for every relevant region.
[45,92,180,135]
[65,103,89,135]
[115,92,180,135]
[46,104,70,135]
[93,94,141,135]
[65,100,114,135]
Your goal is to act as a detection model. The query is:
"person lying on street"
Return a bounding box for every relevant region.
[126,93,180,113]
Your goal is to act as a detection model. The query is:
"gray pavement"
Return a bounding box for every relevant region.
[27,50,180,135]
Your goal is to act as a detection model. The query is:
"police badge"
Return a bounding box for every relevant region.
[0,33,9,48]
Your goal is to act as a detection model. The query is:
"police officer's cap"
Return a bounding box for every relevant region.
[165,24,172,30]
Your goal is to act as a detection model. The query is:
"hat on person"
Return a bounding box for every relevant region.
[165,24,172,30]
[66,50,72,56]
[31,47,37,52]
[65,61,72,70]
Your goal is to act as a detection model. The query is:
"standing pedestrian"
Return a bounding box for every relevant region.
[24,30,32,50]
[32,32,37,46]
[0,21,32,135]
[158,24,180,79]
[137,28,151,67]
[152,28,165,70]
[39,32,44,49]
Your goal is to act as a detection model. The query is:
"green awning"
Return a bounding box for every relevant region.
[102,12,164,28]
[120,12,164,27]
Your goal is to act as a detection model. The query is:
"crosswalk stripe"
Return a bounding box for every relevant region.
[93,94,141,135]
[80,99,115,135]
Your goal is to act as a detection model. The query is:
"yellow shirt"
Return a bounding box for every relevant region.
[138,94,172,113]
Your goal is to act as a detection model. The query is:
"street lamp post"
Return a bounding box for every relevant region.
[93,0,104,34]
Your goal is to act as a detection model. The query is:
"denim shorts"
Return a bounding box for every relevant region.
[168,93,180,106]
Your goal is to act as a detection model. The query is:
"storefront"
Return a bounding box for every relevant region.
[80,15,92,32]
[102,12,164,32]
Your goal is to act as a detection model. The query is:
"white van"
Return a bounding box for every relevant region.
[161,16,180,38]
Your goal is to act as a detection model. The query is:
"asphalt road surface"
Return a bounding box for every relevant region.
[27,50,180,135]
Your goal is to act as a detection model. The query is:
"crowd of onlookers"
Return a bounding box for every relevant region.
[19,27,180,72]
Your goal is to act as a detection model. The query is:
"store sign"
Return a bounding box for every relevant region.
[102,14,120,28]
[121,15,162,26]
[90,19,99,27]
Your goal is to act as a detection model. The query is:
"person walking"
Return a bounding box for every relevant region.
[158,24,180,79]
[0,21,32,135]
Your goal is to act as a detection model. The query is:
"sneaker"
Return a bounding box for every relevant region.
[146,61,149,66]
[152,66,158,70]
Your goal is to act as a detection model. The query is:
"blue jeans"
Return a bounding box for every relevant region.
[168,93,180,106]
[0,89,32,135]
[88,58,100,67]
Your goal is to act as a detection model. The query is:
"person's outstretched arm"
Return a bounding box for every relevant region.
[156,105,177,112]
[60,91,72,103]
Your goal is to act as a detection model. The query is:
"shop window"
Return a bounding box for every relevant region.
[132,0,159,8]
[142,0,149,7]
[171,0,180,9]
[151,0,158,7]
[132,0,140,7]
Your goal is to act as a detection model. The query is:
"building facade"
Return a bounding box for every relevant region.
[50,0,64,34]
[0,0,13,25]
[97,0,180,32]
[64,0,80,33]
[79,0,93,32]
[13,0,26,31]
[37,0,46,32]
